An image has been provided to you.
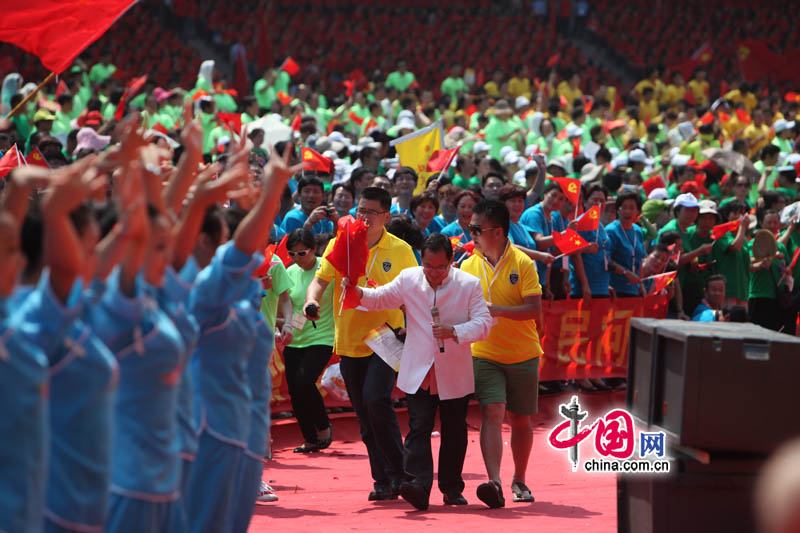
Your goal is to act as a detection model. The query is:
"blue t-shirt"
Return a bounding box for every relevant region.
[390,203,410,215]
[88,269,186,498]
[281,207,334,235]
[508,221,537,250]
[441,220,472,264]
[427,215,447,234]
[189,241,261,445]
[242,281,274,459]
[692,302,716,321]
[570,225,612,297]
[522,204,567,287]
[606,221,646,296]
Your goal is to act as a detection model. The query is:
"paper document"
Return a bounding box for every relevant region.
[363,325,404,372]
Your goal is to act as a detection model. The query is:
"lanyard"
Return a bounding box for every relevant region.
[479,242,512,304]
[620,224,638,274]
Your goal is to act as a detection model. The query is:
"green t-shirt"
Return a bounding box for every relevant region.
[748,240,787,299]
[451,174,469,189]
[484,117,519,159]
[254,78,276,110]
[658,219,692,287]
[386,71,415,91]
[274,71,290,95]
[259,261,292,330]
[710,231,750,301]
[781,230,800,281]
[440,77,468,101]
[685,226,716,299]
[286,258,335,348]
[89,63,116,84]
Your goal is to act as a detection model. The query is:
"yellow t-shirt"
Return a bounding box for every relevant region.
[638,99,659,123]
[508,77,531,100]
[688,79,709,105]
[557,81,582,109]
[460,242,543,364]
[664,84,686,105]
[484,81,501,98]
[742,123,770,157]
[316,229,417,358]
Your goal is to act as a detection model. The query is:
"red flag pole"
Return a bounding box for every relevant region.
[5,72,56,119]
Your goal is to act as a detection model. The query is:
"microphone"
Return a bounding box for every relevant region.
[431,306,445,353]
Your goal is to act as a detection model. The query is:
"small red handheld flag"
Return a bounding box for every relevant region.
[426,146,460,173]
[550,177,581,205]
[711,219,741,240]
[552,228,590,256]
[301,147,334,174]
[0,145,24,179]
[788,247,800,272]
[574,204,600,232]
[281,57,300,76]
[25,147,50,168]
[646,271,677,295]
[274,234,291,267]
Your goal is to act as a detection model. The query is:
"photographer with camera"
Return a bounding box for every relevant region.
[281,175,338,235]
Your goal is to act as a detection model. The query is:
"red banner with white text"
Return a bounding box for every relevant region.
[268,294,669,412]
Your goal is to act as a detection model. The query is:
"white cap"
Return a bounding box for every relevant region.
[566,124,584,138]
[328,131,350,146]
[396,117,416,131]
[785,153,800,166]
[674,192,700,208]
[322,150,339,160]
[611,155,628,169]
[608,147,620,157]
[473,141,490,154]
[504,151,521,165]
[524,144,538,156]
[512,169,527,186]
[628,148,653,165]
[671,154,691,167]
[774,119,796,133]
[515,96,530,109]
[397,110,414,121]
[648,187,669,200]
[499,146,515,159]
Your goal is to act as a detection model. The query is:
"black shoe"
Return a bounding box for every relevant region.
[399,481,429,510]
[368,485,398,501]
[293,442,319,454]
[317,424,333,450]
[442,489,468,505]
[476,480,505,508]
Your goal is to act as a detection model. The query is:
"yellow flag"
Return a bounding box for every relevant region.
[389,121,444,194]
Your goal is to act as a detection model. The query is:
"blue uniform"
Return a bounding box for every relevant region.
[569,225,612,298]
[87,269,186,532]
[606,221,646,296]
[427,215,447,234]
[231,282,274,533]
[522,204,567,287]
[441,220,472,264]
[508,221,537,250]
[186,242,261,533]
[390,203,410,215]
[1,274,78,533]
[281,207,334,235]
[44,278,118,533]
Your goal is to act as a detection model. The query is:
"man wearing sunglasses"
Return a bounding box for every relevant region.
[305,187,417,501]
[460,199,544,508]
[348,233,492,510]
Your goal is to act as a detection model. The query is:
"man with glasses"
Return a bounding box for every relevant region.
[460,199,544,508]
[304,187,417,501]
[349,233,492,510]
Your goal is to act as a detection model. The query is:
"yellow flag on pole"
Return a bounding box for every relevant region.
[389,121,444,194]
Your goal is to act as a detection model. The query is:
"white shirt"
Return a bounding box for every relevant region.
[359,266,491,400]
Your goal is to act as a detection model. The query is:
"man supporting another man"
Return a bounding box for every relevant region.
[353,233,492,509]
[461,199,544,508]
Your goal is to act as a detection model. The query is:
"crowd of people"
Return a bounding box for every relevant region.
[2,15,800,530]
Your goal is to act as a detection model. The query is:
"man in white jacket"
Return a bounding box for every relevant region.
[351,233,492,510]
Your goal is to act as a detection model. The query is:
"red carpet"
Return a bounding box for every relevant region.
[250,391,623,532]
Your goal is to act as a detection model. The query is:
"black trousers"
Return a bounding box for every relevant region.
[339,354,404,487]
[404,388,469,495]
[749,297,782,332]
[284,345,333,444]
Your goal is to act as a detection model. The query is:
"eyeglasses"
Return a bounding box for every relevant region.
[467,224,499,236]
[356,207,388,217]
[422,263,449,272]
[287,249,312,257]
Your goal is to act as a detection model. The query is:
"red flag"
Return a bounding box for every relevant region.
[218,113,243,134]
[363,117,378,133]
[25,147,49,168]
[785,92,800,103]
[55,79,68,98]
[571,137,581,158]
[290,113,303,131]
[281,57,300,77]
[711,219,741,240]
[426,146,459,173]
[275,234,291,267]
[736,109,751,124]
[559,94,568,108]
[552,228,590,256]
[449,236,462,248]
[347,110,364,126]
[276,91,292,106]
[574,205,600,232]
[114,91,128,121]
[462,241,475,255]
[699,112,714,125]
[547,53,561,68]
[788,247,800,272]
[325,217,369,281]
[550,177,581,205]
[642,175,666,196]
[0,1,136,74]
[252,244,277,278]
[646,271,677,295]
[0,145,24,179]
[301,147,334,174]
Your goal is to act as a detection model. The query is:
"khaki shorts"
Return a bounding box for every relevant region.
[472,357,540,415]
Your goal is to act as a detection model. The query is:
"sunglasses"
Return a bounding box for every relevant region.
[287,249,312,257]
[356,207,388,217]
[467,224,499,236]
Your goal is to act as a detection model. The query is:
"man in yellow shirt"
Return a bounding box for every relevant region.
[742,108,771,158]
[638,87,659,124]
[305,187,418,501]
[688,68,710,106]
[508,64,532,100]
[557,71,583,111]
[460,199,544,508]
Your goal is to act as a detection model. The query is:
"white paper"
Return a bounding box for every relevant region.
[290,312,307,330]
[363,326,404,372]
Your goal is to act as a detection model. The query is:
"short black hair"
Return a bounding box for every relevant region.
[722,305,748,322]
[394,166,418,183]
[360,186,392,210]
[761,144,780,159]
[287,228,315,250]
[297,175,325,195]
[421,232,453,261]
[349,167,374,185]
[705,274,726,289]
[481,172,506,187]
[471,199,510,237]
[201,205,227,244]
[658,230,682,247]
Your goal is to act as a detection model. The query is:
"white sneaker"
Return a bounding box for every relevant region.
[258,481,279,502]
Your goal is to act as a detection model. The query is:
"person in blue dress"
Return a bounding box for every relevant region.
[410,191,439,236]
[390,166,418,215]
[281,175,336,235]
[186,144,302,532]
[606,190,646,297]
[499,183,557,267]
[523,182,572,299]
[570,183,612,300]
[441,190,481,263]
